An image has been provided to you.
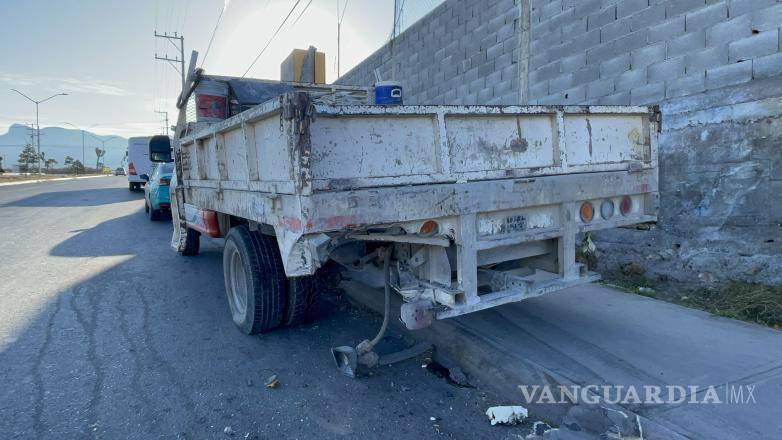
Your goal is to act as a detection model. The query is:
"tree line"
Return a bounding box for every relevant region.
[1,143,107,174]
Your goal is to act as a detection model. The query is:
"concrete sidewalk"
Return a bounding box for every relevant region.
[345,281,782,439]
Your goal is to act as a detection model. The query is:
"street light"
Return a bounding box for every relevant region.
[64,122,99,171]
[11,89,68,174]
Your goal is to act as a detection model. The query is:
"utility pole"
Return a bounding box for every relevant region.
[10,89,68,173]
[154,31,186,92]
[155,110,169,135]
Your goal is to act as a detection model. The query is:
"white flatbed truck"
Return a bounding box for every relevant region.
[163,68,659,348]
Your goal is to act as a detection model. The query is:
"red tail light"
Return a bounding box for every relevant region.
[619,196,633,216]
[159,177,170,185]
[128,162,137,175]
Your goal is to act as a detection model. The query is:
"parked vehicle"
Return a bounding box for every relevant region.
[163,71,660,349]
[126,136,152,191]
[142,162,173,221]
[115,167,126,176]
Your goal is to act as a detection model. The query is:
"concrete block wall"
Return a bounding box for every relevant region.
[336,0,522,105]
[527,0,782,287]
[338,0,782,288]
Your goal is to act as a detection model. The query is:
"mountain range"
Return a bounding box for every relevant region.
[0,124,128,170]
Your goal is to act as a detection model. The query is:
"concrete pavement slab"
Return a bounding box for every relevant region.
[344,280,782,439]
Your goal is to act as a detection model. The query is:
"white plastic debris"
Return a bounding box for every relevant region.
[486,405,529,426]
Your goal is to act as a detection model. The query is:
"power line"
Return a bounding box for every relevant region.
[200,1,229,68]
[242,0,303,78]
[291,0,315,26]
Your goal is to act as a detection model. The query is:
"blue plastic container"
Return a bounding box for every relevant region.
[374,81,403,105]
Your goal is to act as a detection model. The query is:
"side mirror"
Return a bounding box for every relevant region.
[140,174,149,182]
[149,135,172,163]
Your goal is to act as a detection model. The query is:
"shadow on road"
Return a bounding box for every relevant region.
[1,187,142,208]
[1,209,497,439]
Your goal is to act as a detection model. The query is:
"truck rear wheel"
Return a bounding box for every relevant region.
[181,228,200,256]
[223,226,286,334]
[285,276,319,326]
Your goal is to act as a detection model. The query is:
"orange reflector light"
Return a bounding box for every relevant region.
[580,202,594,223]
[620,196,632,216]
[419,220,439,236]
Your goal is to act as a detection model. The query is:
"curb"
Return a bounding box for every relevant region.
[0,175,108,187]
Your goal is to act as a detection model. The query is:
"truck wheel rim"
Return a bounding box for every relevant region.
[229,248,248,317]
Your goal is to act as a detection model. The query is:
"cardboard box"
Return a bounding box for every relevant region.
[281,48,326,84]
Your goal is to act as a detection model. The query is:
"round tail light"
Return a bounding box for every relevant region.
[600,200,614,219]
[419,220,439,236]
[580,202,594,223]
[619,196,633,216]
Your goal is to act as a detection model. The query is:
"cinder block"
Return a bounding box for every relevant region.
[562,85,587,103]
[487,42,504,60]
[751,4,782,32]
[574,0,602,16]
[562,17,588,37]
[728,0,778,17]
[601,54,631,78]
[541,0,564,19]
[600,16,632,42]
[666,72,706,98]
[530,61,561,85]
[728,30,779,63]
[549,72,575,93]
[632,43,666,69]
[705,61,752,89]
[599,91,631,105]
[685,2,728,31]
[648,57,685,82]
[617,0,649,19]
[561,52,587,73]
[649,17,685,43]
[685,45,728,74]
[752,52,782,79]
[706,14,751,47]
[587,78,615,99]
[501,64,517,82]
[665,0,706,18]
[536,93,565,104]
[613,29,649,54]
[529,80,549,99]
[667,31,706,59]
[587,5,616,31]
[586,41,621,65]
[615,68,648,91]
[572,64,601,85]
[630,82,665,104]
[629,4,666,31]
[469,76,486,93]
[478,86,494,103]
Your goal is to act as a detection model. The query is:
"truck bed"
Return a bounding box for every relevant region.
[178,93,659,196]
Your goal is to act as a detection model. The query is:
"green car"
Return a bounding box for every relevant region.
[142,162,174,221]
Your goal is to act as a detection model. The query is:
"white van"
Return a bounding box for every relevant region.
[126,137,152,191]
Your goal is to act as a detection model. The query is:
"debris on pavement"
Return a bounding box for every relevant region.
[448,366,470,387]
[532,421,553,436]
[223,426,235,436]
[264,374,279,388]
[485,405,528,425]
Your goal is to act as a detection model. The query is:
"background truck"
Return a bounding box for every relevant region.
[162,68,659,347]
[126,136,153,191]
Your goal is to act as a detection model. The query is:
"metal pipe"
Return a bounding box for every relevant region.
[368,247,391,348]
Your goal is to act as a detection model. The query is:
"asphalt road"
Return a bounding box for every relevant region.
[0,177,517,439]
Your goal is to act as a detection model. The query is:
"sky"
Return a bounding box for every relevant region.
[0,0,442,138]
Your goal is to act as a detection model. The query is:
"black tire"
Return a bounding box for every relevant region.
[284,275,319,326]
[181,228,200,256]
[144,199,150,213]
[129,182,136,191]
[149,202,161,221]
[223,226,286,334]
